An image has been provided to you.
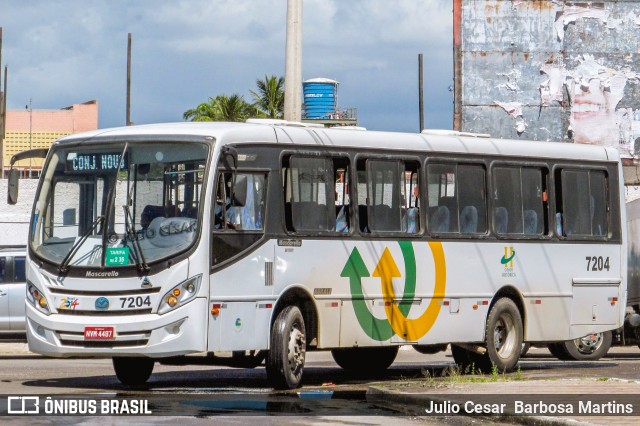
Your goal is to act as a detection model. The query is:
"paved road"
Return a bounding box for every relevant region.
[1,342,639,424]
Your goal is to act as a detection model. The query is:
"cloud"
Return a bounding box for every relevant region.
[1,0,453,132]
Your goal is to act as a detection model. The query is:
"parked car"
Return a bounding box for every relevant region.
[0,246,26,333]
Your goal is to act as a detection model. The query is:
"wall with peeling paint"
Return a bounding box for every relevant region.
[458,0,640,158]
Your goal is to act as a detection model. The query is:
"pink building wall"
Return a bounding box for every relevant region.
[6,100,98,133]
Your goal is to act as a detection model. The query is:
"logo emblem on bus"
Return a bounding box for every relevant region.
[95,297,109,310]
[501,247,515,268]
[342,241,447,342]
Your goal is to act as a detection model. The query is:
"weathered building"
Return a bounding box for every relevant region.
[454,0,640,159]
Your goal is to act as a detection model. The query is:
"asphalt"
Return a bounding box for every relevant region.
[1,342,638,424]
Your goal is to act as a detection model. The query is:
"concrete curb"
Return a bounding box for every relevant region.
[367,385,580,425]
[366,379,640,426]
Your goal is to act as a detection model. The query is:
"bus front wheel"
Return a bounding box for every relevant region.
[331,346,398,372]
[483,298,523,372]
[266,306,306,389]
[112,357,154,386]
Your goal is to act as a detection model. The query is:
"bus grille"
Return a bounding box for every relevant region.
[59,340,149,348]
[56,309,153,316]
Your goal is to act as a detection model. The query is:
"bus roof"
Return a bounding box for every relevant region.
[55,121,616,163]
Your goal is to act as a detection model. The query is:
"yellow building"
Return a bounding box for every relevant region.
[1,100,98,176]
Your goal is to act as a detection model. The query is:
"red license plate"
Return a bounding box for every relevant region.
[84,326,114,340]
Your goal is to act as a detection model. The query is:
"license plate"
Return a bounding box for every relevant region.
[84,326,114,340]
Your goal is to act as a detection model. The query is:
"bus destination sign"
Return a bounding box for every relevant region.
[66,152,127,172]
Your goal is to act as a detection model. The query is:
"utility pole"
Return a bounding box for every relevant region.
[284,0,302,122]
[0,27,4,176]
[126,33,132,126]
[418,53,424,132]
[27,98,32,178]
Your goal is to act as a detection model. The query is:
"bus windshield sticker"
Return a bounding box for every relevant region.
[106,247,130,266]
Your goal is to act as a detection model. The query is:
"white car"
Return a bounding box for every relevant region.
[0,247,26,333]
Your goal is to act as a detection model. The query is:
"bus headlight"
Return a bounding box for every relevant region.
[158,275,202,315]
[27,282,51,315]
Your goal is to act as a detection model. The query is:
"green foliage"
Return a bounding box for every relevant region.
[182,94,253,122]
[183,75,285,122]
[251,75,285,119]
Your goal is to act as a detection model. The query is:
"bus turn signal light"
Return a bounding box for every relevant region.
[167,296,178,308]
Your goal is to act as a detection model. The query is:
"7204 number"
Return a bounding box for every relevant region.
[119,296,151,309]
[586,256,610,272]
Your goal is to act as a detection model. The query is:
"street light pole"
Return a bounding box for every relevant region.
[28,98,32,178]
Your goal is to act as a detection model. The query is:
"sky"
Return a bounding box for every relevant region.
[1,0,454,133]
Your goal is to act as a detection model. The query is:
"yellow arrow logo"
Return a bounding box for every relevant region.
[373,242,447,341]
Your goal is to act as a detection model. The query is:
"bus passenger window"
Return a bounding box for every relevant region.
[215,173,266,231]
[357,158,417,233]
[492,166,546,236]
[427,162,486,235]
[559,169,607,237]
[283,156,342,232]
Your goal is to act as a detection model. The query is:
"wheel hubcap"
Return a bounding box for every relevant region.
[494,315,516,359]
[287,325,306,376]
[575,333,602,354]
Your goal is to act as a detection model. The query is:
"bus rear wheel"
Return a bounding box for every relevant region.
[266,306,306,389]
[552,331,612,361]
[331,346,399,372]
[112,357,154,386]
[483,298,523,372]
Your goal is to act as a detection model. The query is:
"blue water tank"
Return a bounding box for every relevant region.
[303,78,339,119]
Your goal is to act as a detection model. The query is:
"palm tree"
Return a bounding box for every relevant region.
[251,75,285,119]
[183,97,218,122]
[183,94,252,122]
[215,94,253,122]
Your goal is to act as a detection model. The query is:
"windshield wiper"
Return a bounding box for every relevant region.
[59,216,104,274]
[123,204,150,274]
[101,143,128,267]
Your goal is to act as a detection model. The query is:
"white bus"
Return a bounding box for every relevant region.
[8,121,627,389]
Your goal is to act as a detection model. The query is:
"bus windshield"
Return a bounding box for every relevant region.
[30,142,209,270]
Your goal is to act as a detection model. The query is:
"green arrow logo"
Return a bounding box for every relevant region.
[341,241,417,341]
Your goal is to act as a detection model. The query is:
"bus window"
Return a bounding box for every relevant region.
[357,159,415,233]
[427,163,457,233]
[214,172,266,231]
[403,170,420,234]
[493,166,546,236]
[428,163,486,235]
[559,169,608,237]
[493,167,523,234]
[334,165,350,232]
[521,168,545,235]
[283,156,337,232]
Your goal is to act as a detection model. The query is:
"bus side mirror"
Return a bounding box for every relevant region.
[221,146,238,170]
[7,169,20,205]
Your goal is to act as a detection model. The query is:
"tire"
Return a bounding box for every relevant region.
[562,331,612,361]
[547,342,572,360]
[331,346,399,372]
[520,343,531,357]
[112,357,154,386]
[266,306,306,389]
[413,344,448,355]
[483,298,523,372]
